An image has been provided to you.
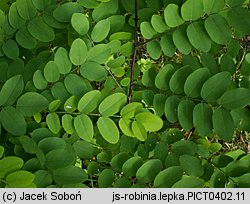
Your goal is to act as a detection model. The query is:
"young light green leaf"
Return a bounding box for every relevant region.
[97,117,120,144]
[46,113,61,134]
[0,106,26,136]
[132,121,147,141]
[74,114,94,142]
[0,156,24,179]
[120,102,143,118]
[118,118,134,137]
[213,107,235,142]
[69,38,88,66]
[71,13,89,35]
[0,75,24,106]
[98,92,127,116]
[78,90,101,114]
[16,92,49,117]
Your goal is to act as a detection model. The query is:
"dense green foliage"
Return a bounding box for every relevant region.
[0,0,250,188]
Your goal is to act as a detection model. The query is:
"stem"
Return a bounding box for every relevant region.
[128,0,139,103]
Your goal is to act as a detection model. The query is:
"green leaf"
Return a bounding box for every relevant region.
[92,0,119,21]
[201,72,231,103]
[107,56,125,69]
[64,74,92,98]
[73,140,96,159]
[0,75,24,106]
[86,44,111,64]
[108,15,125,33]
[187,21,211,52]
[226,7,250,36]
[153,94,166,117]
[135,112,163,132]
[179,155,204,177]
[210,170,226,188]
[173,27,192,55]
[122,156,143,177]
[164,95,180,123]
[184,68,210,97]
[53,2,82,23]
[16,26,37,49]
[231,108,250,131]
[119,118,134,137]
[0,146,4,158]
[54,47,72,75]
[64,96,77,113]
[78,90,101,114]
[181,0,204,21]
[16,0,36,20]
[19,135,37,154]
[193,103,213,136]
[146,41,161,60]
[154,166,183,188]
[155,64,175,91]
[38,137,66,155]
[205,14,231,45]
[140,21,157,39]
[80,61,107,81]
[46,113,61,134]
[62,114,75,135]
[98,169,115,187]
[16,92,49,117]
[0,156,24,179]
[43,61,60,83]
[45,147,75,170]
[6,170,34,187]
[131,121,147,141]
[99,92,127,116]
[220,53,235,74]
[151,14,169,33]
[27,16,55,42]
[0,106,26,136]
[33,70,47,90]
[226,160,249,177]
[172,176,204,188]
[177,100,195,131]
[160,35,176,57]
[200,53,220,75]
[48,100,61,112]
[71,13,89,35]
[172,140,198,156]
[219,88,250,110]
[97,117,120,144]
[34,170,53,188]
[53,166,88,185]
[74,114,94,142]
[110,152,130,171]
[225,0,245,7]
[164,4,184,28]
[136,159,162,184]
[91,19,110,42]
[169,66,193,94]
[2,39,19,60]
[69,38,88,66]
[203,0,225,14]
[213,107,235,142]
[8,3,26,29]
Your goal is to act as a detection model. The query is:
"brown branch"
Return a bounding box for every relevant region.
[128,0,138,103]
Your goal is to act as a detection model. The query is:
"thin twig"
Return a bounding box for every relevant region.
[128,0,138,103]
